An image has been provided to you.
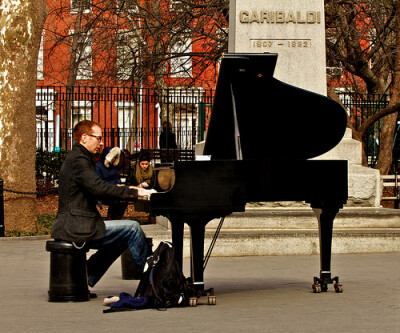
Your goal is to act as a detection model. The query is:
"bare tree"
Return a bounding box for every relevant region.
[43,0,229,121]
[325,0,400,173]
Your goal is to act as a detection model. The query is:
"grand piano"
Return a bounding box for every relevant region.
[142,53,348,295]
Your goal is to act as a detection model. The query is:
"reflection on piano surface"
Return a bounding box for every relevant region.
[137,53,348,295]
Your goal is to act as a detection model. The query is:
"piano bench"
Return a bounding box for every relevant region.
[46,240,90,302]
[46,237,153,301]
[381,174,400,208]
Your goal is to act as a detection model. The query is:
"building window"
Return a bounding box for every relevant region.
[368,28,379,69]
[116,101,137,150]
[37,35,44,80]
[71,0,91,14]
[167,88,204,148]
[72,101,92,128]
[326,36,342,77]
[76,33,93,80]
[216,27,227,68]
[117,31,138,81]
[170,0,185,12]
[36,89,56,150]
[326,55,342,77]
[170,37,192,78]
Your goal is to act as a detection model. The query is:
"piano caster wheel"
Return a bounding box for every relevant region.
[208,295,216,305]
[189,297,198,307]
[334,283,343,293]
[312,284,322,293]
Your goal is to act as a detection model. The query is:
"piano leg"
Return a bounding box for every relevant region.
[170,217,184,269]
[188,223,216,304]
[170,219,215,303]
[189,223,205,292]
[312,205,343,293]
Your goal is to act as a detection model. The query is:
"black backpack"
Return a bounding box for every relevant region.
[134,241,192,309]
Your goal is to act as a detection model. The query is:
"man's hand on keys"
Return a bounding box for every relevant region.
[137,188,157,198]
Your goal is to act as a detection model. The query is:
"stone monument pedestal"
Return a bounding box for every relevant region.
[317,128,382,207]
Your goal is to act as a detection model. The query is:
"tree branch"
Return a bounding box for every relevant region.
[358,102,400,137]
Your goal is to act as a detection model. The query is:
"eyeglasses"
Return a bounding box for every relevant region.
[87,134,102,142]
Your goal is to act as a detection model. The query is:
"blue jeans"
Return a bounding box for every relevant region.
[86,220,150,287]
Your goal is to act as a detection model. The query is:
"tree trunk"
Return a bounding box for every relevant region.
[0,0,47,232]
[375,3,400,175]
[375,113,398,174]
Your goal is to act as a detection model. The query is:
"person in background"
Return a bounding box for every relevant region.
[126,150,156,189]
[159,121,177,149]
[159,121,178,162]
[96,146,128,220]
[51,120,152,290]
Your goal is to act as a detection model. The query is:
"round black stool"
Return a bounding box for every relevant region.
[46,240,89,302]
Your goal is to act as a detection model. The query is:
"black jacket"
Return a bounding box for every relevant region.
[51,144,138,242]
[159,129,177,149]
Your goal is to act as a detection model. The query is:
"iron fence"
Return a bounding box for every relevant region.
[35,86,215,156]
[36,87,399,169]
[336,91,394,168]
[337,92,390,130]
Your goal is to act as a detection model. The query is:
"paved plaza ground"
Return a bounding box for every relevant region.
[0,237,399,332]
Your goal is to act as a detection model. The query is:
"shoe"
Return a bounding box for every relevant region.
[89,292,97,299]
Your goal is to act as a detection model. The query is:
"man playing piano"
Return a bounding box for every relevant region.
[51,120,153,289]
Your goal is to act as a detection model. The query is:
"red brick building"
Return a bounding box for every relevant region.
[36,0,225,152]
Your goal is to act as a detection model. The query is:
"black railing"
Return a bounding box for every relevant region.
[35,86,215,155]
[337,92,390,130]
[36,87,400,169]
[337,92,392,168]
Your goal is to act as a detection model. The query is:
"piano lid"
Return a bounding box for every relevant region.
[203,53,347,160]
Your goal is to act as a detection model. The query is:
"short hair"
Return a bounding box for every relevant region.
[73,120,102,143]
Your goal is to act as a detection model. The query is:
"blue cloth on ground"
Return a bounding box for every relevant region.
[110,292,150,310]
